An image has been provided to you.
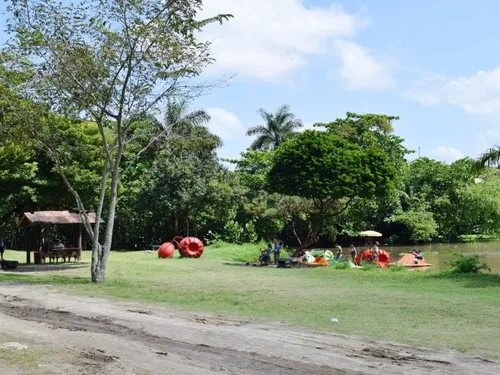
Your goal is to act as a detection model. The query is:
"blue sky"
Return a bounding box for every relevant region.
[2,1,500,163]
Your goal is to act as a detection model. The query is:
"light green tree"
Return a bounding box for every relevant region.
[3,0,231,282]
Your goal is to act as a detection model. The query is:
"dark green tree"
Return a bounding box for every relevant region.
[267,130,396,247]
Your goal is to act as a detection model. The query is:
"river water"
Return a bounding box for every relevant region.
[380,242,500,273]
[330,242,500,273]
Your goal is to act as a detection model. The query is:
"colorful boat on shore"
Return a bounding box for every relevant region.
[298,256,329,267]
[388,254,432,269]
[354,249,391,267]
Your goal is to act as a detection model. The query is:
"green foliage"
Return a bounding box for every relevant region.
[246,105,303,150]
[389,210,438,243]
[317,112,411,169]
[241,221,258,243]
[268,130,395,201]
[446,251,491,274]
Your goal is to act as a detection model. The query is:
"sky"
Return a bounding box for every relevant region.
[2,0,500,164]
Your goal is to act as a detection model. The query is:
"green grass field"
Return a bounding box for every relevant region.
[1,243,499,358]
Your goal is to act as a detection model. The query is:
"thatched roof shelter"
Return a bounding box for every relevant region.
[18,211,95,264]
[19,211,95,227]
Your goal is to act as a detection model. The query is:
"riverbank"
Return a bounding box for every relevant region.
[1,244,499,360]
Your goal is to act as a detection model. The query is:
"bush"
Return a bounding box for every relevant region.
[446,251,490,274]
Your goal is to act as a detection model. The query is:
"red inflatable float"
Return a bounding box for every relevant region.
[354,249,391,267]
[178,237,204,258]
[158,242,175,259]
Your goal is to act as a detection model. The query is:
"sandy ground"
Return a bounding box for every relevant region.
[0,284,497,375]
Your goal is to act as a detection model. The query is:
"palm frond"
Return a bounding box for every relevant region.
[257,108,274,125]
[246,125,269,137]
[185,109,211,127]
[283,119,304,131]
[472,146,500,175]
[250,135,272,150]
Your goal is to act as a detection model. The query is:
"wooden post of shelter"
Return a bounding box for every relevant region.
[77,224,82,261]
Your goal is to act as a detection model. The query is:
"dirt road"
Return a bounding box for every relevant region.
[0,284,497,375]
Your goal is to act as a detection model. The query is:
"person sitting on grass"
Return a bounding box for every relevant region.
[259,248,271,265]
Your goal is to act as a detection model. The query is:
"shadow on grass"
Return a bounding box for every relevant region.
[431,271,500,288]
[0,273,91,286]
[1,262,88,273]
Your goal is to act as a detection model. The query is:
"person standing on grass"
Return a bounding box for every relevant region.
[350,244,357,261]
[334,243,343,261]
[0,239,4,261]
[372,241,380,261]
[273,237,282,264]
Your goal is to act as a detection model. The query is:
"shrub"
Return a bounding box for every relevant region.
[446,251,490,274]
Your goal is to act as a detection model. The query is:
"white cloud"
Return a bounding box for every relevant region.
[328,39,396,91]
[407,67,500,116]
[206,108,245,139]
[199,1,367,80]
[431,146,464,163]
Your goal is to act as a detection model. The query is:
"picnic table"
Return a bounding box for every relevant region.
[45,247,80,263]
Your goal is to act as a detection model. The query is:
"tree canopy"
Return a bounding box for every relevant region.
[246,105,303,150]
[268,130,396,247]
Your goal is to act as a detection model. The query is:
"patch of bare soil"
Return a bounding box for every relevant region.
[0,284,497,375]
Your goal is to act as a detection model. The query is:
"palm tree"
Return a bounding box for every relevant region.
[246,105,303,150]
[472,146,500,174]
[159,99,223,148]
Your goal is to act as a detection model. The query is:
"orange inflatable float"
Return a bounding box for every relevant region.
[158,242,175,258]
[354,249,391,267]
[178,237,204,258]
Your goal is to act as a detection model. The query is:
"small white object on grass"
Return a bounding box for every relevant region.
[330,318,339,323]
[2,342,28,350]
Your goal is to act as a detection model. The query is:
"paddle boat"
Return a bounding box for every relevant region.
[388,253,432,270]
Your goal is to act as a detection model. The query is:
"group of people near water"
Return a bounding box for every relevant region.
[333,242,380,262]
[258,239,387,266]
[259,237,283,265]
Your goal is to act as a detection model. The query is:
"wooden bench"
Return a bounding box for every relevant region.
[0,260,18,270]
[277,257,299,268]
[47,248,79,263]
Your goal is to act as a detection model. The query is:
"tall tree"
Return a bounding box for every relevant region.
[267,130,396,248]
[162,99,222,148]
[473,146,500,174]
[3,0,231,282]
[246,105,303,150]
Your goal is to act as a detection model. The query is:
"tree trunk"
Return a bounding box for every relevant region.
[185,216,190,236]
[91,243,106,283]
[293,216,323,257]
[91,144,124,283]
[291,220,302,246]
